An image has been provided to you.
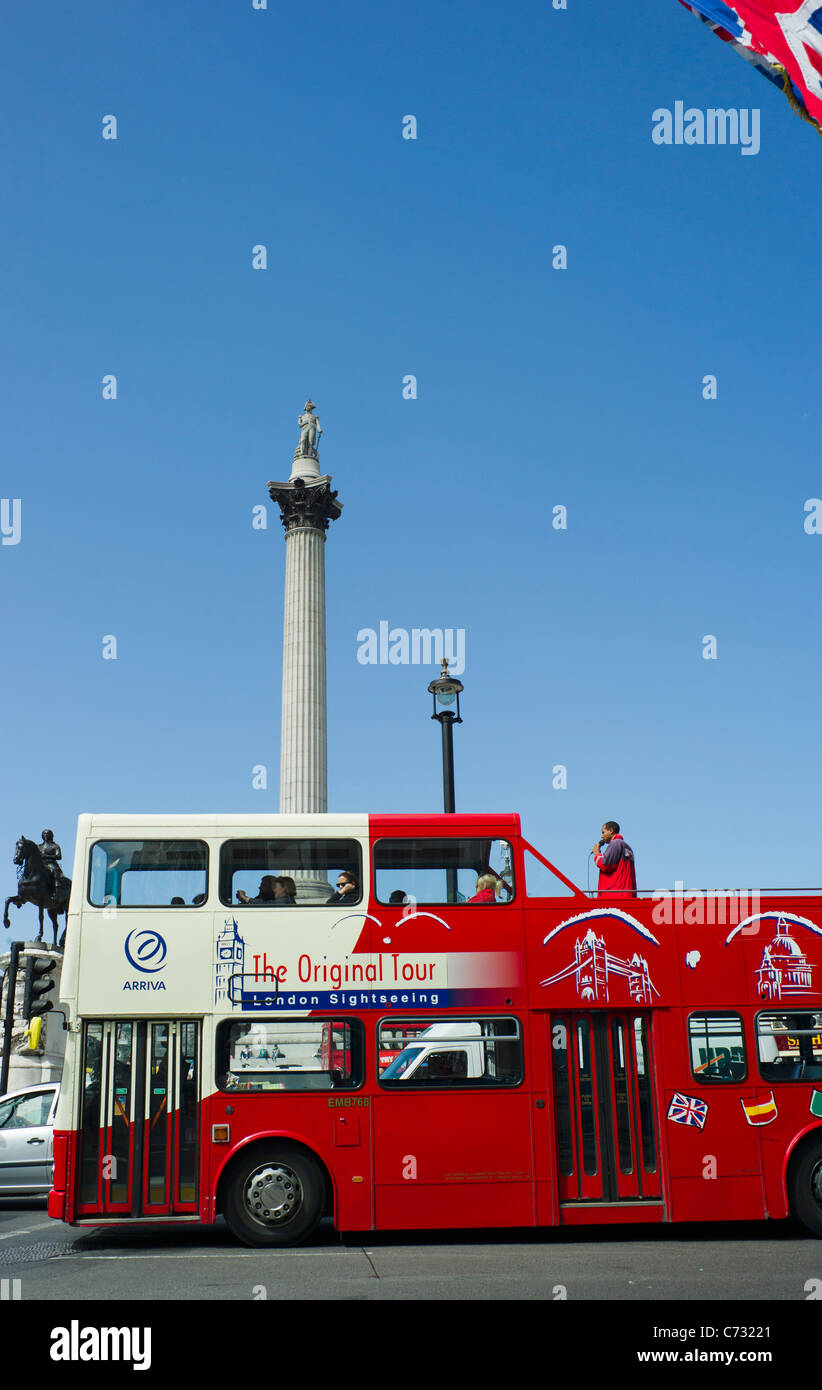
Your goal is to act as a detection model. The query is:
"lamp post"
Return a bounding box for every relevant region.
[428,660,463,814]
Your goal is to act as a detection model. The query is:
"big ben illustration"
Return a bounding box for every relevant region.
[215,918,246,1009]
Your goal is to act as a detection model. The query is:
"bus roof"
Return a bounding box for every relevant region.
[74,811,521,834]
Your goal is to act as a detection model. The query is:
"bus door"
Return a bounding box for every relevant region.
[76,1019,201,1218]
[550,1012,661,1204]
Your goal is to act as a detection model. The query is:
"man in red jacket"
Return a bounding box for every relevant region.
[592,821,637,897]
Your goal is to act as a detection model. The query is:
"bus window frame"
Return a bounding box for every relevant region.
[755,1010,822,1083]
[87,839,210,909]
[686,1010,748,1085]
[215,1016,366,1095]
[372,837,517,907]
[217,838,364,908]
[376,1014,525,1090]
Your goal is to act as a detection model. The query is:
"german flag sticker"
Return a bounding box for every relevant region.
[740,1092,777,1127]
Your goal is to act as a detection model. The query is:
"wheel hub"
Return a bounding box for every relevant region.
[244,1163,302,1226]
[811,1158,822,1209]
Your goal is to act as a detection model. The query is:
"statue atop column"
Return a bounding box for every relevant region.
[272,397,341,521]
[297,401,322,459]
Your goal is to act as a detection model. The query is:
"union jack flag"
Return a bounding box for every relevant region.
[667,1091,709,1129]
[679,1,822,131]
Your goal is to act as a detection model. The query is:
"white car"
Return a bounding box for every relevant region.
[0,1083,59,1196]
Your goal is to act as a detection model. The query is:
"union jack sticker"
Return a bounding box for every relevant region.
[667,1091,709,1130]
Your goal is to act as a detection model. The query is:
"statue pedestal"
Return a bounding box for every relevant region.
[290,449,321,481]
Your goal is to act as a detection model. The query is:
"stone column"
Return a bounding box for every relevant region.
[280,522,328,812]
[268,419,342,897]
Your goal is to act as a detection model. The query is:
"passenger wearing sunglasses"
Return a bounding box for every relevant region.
[326,871,359,906]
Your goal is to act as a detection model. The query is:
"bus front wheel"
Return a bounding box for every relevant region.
[223,1146,325,1247]
[789,1139,822,1238]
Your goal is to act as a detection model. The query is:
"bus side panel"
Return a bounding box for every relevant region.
[655,1008,767,1224]
[204,1092,375,1232]
[669,1176,766,1224]
[528,1013,558,1227]
[372,1091,535,1231]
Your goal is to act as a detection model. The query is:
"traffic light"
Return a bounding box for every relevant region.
[25,1018,43,1051]
[21,954,57,1019]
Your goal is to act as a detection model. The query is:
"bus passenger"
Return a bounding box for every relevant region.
[469,874,499,904]
[237,875,279,905]
[592,822,637,897]
[274,876,297,904]
[327,871,359,905]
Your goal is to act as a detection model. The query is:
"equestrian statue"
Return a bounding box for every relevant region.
[3,830,70,950]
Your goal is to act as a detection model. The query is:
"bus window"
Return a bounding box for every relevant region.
[377,1017,522,1086]
[216,1019,363,1091]
[374,839,514,906]
[688,1013,747,1082]
[757,1012,822,1082]
[219,839,363,907]
[88,841,208,907]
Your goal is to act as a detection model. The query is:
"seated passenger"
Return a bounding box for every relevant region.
[237,875,278,905]
[469,873,500,904]
[327,871,360,905]
[389,890,407,905]
[170,896,185,906]
[273,876,297,905]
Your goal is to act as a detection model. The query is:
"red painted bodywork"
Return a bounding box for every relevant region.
[51,813,822,1236]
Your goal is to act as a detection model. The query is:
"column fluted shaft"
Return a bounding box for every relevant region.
[280,525,328,814]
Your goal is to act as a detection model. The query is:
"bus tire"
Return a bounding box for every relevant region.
[223,1146,325,1247]
[788,1138,822,1238]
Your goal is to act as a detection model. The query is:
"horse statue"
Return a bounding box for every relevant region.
[3,835,71,950]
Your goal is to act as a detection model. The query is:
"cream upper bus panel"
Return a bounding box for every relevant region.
[63,816,370,1017]
[77,816,370,911]
[76,909,214,1016]
[67,813,94,916]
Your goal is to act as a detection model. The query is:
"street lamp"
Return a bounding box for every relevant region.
[428,660,463,814]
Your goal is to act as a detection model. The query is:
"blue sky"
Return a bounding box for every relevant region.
[2,0,821,936]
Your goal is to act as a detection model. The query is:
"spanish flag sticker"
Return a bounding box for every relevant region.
[741,1092,777,1127]
[810,1090,822,1119]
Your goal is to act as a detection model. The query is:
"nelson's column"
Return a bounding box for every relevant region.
[268,402,342,828]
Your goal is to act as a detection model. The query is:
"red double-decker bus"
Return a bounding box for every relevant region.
[47,811,822,1245]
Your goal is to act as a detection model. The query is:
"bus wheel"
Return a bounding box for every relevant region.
[224,1148,325,1247]
[789,1140,822,1238]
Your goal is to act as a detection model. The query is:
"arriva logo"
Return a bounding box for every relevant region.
[124,929,168,973]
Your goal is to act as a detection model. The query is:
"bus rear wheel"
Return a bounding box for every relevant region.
[223,1147,325,1247]
[789,1140,822,1238]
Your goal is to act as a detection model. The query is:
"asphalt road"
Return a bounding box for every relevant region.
[1,1198,821,1302]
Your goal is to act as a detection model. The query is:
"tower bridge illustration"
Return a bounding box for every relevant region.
[756,916,816,1001]
[540,926,660,1005]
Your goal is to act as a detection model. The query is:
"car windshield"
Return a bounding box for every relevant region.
[381,1047,424,1080]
